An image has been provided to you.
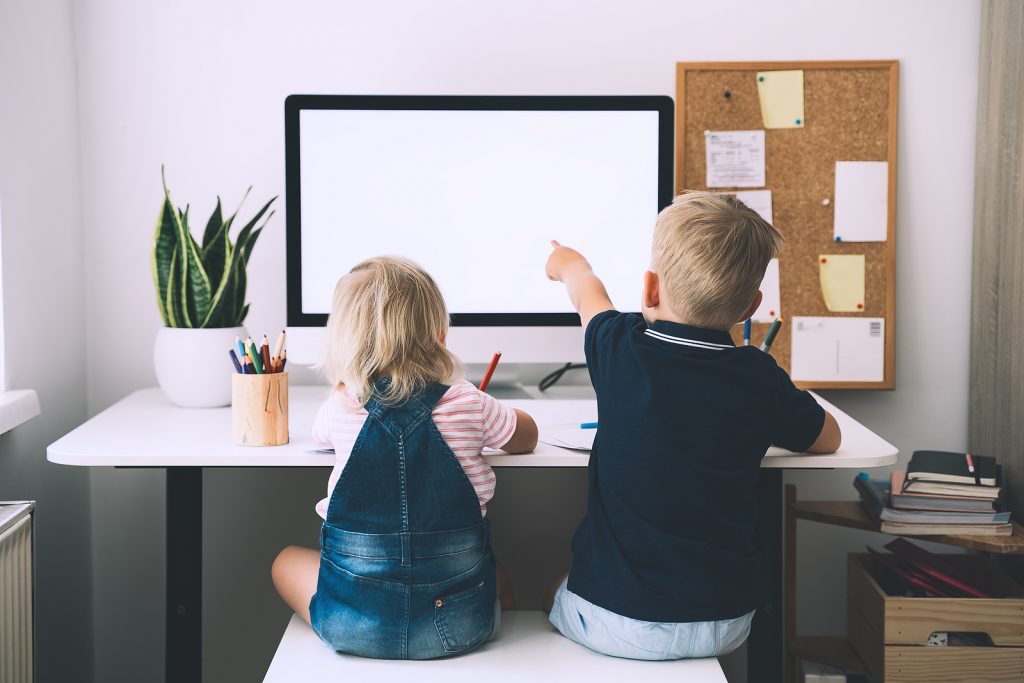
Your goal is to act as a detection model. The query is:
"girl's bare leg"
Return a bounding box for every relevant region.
[272,545,320,623]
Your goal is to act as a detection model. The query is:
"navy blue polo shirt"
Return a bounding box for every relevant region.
[567,311,825,623]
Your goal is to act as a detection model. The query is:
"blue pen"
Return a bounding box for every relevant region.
[743,319,751,346]
[580,422,599,429]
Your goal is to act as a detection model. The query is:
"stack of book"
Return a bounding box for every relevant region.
[854,450,1012,536]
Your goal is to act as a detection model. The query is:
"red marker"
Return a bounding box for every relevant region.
[965,452,975,475]
[479,352,502,393]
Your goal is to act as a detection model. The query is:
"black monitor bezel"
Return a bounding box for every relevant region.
[285,94,674,327]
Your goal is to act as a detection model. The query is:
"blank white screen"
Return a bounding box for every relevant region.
[299,108,660,315]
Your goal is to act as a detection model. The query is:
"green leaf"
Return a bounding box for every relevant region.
[201,198,223,249]
[200,245,232,328]
[172,202,212,327]
[151,198,177,325]
[165,246,183,327]
[231,259,248,325]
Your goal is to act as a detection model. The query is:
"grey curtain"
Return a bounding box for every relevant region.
[969,1,1024,512]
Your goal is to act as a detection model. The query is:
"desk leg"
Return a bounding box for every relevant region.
[749,469,783,683]
[166,467,202,682]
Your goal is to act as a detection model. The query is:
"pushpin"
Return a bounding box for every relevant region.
[758,75,765,82]
[835,236,843,242]
[857,303,864,310]
[822,198,831,206]
[795,119,802,125]
[724,91,732,99]
[821,257,828,264]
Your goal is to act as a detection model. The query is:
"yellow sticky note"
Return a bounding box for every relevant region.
[756,70,804,129]
[819,254,865,312]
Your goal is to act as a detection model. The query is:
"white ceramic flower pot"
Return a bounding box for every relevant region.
[154,326,247,408]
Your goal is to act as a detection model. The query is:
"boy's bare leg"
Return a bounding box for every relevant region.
[543,571,569,614]
[272,545,320,623]
[497,563,517,609]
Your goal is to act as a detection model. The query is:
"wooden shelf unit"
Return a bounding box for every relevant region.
[783,485,1024,682]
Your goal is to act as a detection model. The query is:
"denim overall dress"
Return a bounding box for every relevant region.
[309,381,497,659]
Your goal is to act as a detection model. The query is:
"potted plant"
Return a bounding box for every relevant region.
[152,169,275,407]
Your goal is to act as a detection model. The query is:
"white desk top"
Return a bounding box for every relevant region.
[47,386,896,469]
[263,611,727,683]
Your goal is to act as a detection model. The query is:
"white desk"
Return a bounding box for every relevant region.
[47,386,896,683]
[264,611,727,682]
[48,386,896,469]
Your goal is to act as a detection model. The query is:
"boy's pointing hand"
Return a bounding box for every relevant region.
[546,240,591,282]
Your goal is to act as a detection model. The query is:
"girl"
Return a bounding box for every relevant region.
[272,256,537,659]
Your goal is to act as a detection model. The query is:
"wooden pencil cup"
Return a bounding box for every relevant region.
[232,372,289,446]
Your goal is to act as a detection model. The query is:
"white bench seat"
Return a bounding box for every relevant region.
[264,611,727,682]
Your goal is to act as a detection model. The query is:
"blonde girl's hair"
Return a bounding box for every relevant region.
[322,256,460,406]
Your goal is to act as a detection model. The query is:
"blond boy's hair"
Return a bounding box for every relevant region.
[323,256,460,406]
[651,191,784,329]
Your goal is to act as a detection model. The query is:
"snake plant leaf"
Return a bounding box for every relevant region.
[152,198,178,326]
[165,246,184,327]
[200,201,231,326]
[230,258,248,326]
[201,242,234,328]
[172,202,212,328]
[154,170,271,328]
[201,198,223,250]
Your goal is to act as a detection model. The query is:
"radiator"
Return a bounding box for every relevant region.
[0,502,33,683]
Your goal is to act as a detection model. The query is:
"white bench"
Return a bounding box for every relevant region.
[264,611,727,682]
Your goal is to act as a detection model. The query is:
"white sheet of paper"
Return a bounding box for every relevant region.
[734,189,773,223]
[833,161,888,242]
[539,424,596,452]
[705,130,766,188]
[752,258,781,322]
[790,316,885,382]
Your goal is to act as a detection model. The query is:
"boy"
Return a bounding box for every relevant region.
[543,191,840,660]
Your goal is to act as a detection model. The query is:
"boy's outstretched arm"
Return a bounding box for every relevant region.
[805,411,841,454]
[545,240,614,328]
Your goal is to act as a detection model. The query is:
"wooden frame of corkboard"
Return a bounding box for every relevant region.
[676,60,898,390]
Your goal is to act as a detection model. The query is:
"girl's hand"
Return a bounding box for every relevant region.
[545,240,591,282]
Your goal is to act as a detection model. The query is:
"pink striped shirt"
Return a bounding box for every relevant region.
[312,380,518,519]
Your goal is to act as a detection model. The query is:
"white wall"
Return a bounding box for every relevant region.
[71,1,980,681]
[0,1,94,681]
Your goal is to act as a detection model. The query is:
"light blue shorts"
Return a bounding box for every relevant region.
[548,578,754,660]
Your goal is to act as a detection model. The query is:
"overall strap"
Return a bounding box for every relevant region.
[364,379,449,438]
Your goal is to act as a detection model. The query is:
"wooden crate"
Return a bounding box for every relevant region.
[846,553,1024,682]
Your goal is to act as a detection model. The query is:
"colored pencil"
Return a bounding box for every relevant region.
[281,350,287,371]
[479,352,502,392]
[241,356,250,374]
[760,317,783,352]
[228,349,243,373]
[261,336,271,372]
[236,336,246,361]
[743,319,751,346]
[249,340,264,374]
[274,330,286,365]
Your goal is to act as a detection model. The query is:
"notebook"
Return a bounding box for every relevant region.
[906,450,998,486]
[890,471,998,513]
[856,476,1007,524]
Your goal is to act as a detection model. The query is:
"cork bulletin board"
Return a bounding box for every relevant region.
[676,61,898,389]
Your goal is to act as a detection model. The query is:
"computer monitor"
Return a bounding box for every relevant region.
[285,95,673,365]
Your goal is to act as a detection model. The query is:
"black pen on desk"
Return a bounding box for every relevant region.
[760,317,782,352]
